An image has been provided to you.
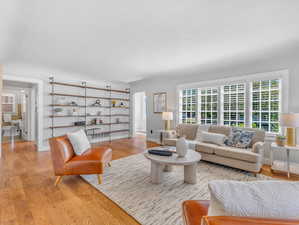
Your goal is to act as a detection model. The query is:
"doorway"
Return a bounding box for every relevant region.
[133,92,147,136]
[1,80,37,145]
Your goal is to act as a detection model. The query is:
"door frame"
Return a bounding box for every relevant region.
[2,75,44,151]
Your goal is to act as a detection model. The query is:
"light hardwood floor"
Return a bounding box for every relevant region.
[0,136,297,225]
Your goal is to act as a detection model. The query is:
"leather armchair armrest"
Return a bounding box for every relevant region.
[202,216,299,225]
[182,200,209,225]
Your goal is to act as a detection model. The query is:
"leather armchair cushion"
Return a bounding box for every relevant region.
[202,216,299,225]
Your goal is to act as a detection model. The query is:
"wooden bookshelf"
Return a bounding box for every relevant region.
[49,77,130,142]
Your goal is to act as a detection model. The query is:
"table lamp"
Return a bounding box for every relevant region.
[280,113,299,146]
[162,112,173,130]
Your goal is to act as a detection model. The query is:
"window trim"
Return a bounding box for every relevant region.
[176,70,289,133]
[2,93,16,114]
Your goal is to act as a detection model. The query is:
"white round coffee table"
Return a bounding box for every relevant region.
[144,147,201,184]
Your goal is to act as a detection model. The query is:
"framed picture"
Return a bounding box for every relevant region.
[153,92,167,113]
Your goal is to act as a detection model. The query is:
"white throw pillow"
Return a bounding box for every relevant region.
[208,180,299,219]
[195,125,210,141]
[201,131,226,146]
[67,129,91,155]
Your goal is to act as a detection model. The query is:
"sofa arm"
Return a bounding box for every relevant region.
[162,130,177,139]
[252,141,264,155]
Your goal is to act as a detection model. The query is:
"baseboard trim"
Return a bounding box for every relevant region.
[147,138,160,144]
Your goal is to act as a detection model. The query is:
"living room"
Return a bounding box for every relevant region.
[1,1,299,225]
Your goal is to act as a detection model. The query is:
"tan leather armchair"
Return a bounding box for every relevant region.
[49,135,112,186]
[182,200,299,225]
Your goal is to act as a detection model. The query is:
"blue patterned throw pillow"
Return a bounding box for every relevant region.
[224,128,255,149]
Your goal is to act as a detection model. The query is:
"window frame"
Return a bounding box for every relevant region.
[177,70,289,134]
[2,93,16,114]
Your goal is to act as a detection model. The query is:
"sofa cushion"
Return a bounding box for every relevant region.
[195,124,210,141]
[225,128,255,149]
[242,128,265,147]
[214,146,259,163]
[208,125,231,137]
[201,131,226,146]
[196,142,222,154]
[176,124,199,140]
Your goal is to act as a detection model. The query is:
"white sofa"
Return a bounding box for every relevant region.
[162,124,265,173]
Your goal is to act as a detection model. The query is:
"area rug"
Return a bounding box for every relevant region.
[81,154,273,225]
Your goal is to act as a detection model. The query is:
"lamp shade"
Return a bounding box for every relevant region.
[162,112,173,120]
[280,113,299,128]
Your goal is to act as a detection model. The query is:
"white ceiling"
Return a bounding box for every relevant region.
[1,0,299,83]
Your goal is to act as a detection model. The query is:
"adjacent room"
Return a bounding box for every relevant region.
[1,0,299,225]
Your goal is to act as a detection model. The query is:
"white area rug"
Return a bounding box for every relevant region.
[82,154,272,225]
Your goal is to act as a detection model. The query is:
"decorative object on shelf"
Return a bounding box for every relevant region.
[119,102,125,107]
[92,99,101,107]
[111,100,117,107]
[72,108,79,116]
[116,118,120,123]
[280,113,299,146]
[70,101,78,106]
[176,137,188,157]
[95,118,103,124]
[153,92,167,113]
[74,121,86,126]
[90,119,97,125]
[54,108,63,115]
[162,112,173,130]
[276,135,286,147]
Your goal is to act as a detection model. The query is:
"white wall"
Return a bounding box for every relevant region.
[130,48,299,145]
[133,92,146,134]
[3,62,131,150]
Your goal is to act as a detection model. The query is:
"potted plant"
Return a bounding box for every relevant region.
[276,135,286,147]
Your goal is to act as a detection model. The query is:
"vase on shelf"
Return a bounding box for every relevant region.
[176,137,188,157]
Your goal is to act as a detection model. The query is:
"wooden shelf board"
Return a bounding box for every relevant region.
[49,114,129,118]
[86,129,130,136]
[50,81,130,94]
[49,122,129,129]
[50,93,130,101]
[49,104,129,109]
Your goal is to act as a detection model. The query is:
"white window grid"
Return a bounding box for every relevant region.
[221,83,246,127]
[179,79,282,134]
[198,87,218,125]
[250,79,281,133]
[180,88,197,124]
[2,94,16,113]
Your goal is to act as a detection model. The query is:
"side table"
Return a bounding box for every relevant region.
[271,143,299,178]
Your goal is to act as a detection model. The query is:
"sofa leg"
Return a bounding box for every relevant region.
[108,162,112,167]
[98,174,103,184]
[54,176,63,186]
